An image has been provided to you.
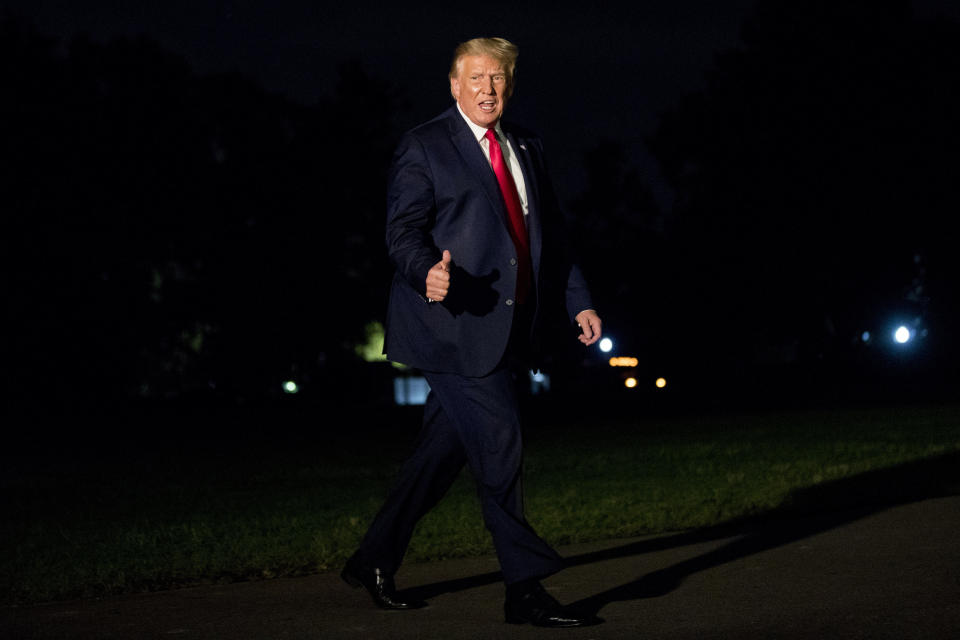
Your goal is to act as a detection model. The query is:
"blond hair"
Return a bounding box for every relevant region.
[448,37,518,89]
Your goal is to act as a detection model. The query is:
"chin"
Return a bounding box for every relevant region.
[479,112,500,126]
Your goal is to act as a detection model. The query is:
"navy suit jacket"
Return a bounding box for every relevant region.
[383,105,593,377]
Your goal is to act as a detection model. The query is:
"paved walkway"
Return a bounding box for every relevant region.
[3,496,959,639]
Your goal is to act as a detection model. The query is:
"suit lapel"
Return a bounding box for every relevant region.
[504,128,544,276]
[445,108,509,227]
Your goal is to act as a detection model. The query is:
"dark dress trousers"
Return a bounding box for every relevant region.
[355,105,593,585]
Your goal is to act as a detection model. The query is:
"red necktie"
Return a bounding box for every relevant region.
[485,128,531,304]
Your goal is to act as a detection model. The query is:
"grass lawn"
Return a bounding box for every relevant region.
[2,401,959,604]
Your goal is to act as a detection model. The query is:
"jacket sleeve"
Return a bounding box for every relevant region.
[385,132,439,296]
[564,263,594,322]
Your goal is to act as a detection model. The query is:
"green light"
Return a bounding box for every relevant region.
[355,321,388,363]
[282,380,299,394]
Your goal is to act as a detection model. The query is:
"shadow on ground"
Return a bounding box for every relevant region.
[401,450,960,618]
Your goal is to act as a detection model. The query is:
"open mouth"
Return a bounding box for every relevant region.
[478,100,497,112]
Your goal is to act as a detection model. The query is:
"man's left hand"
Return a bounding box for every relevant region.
[575,309,602,346]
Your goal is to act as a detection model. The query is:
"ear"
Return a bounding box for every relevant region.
[450,76,461,101]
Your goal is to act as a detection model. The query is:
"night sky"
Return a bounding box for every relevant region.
[10,0,960,201]
[4,0,745,203]
[8,0,960,201]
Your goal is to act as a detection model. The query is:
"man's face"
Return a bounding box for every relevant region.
[450,55,510,129]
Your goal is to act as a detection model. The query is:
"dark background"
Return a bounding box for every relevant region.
[4,0,959,425]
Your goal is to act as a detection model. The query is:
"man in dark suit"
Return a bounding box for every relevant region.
[341,37,602,628]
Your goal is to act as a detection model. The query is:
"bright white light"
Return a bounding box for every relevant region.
[599,338,613,353]
[282,380,299,394]
[894,326,911,344]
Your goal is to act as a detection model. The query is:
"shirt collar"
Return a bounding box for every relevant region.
[455,102,505,143]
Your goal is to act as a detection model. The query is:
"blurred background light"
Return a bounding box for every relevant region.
[355,321,388,362]
[655,377,667,388]
[599,337,613,353]
[624,377,637,388]
[894,326,911,344]
[529,370,551,395]
[394,376,429,405]
[282,380,299,394]
[609,356,638,367]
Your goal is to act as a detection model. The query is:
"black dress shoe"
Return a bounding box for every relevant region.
[504,584,595,627]
[340,558,426,610]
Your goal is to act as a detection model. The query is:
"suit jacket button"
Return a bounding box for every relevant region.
[509,258,517,266]
[506,299,514,306]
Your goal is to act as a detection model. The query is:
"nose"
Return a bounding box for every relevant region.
[482,75,495,94]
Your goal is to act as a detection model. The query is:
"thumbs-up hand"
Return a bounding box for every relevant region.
[426,250,452,302]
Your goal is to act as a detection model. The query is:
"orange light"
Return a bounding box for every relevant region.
[624,377,638,388]
[655,377,667,389]
[609,357,639,367]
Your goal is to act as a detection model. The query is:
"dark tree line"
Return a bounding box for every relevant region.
[3,15,400,407]
[567,0,960,393]
[5,1,958,411]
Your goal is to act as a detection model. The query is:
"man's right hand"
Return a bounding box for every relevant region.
[425,250,452,302]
